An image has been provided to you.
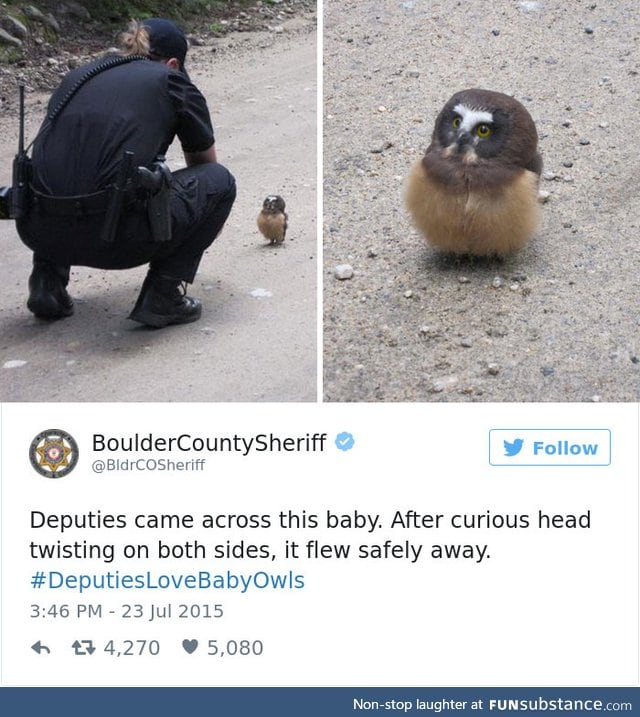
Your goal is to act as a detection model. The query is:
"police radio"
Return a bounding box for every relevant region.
[0,84,30,220]
[12,84,31,219]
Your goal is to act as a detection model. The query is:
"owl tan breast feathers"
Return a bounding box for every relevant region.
[405,88,543,257]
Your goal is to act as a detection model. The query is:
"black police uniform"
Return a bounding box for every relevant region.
[17,55,236,321]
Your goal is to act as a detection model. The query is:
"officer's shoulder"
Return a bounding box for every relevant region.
[68,54,160,76]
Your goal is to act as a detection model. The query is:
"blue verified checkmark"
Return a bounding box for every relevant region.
[335,432,355,452]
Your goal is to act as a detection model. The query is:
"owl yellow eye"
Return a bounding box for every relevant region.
[452,116,461,129]
[476,123,492,138]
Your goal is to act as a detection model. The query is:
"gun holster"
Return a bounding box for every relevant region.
[137,157,172,243]
[101,153,173,244]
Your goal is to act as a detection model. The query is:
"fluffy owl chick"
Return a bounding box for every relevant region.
[257,195,288,244]
[405,88,542,257]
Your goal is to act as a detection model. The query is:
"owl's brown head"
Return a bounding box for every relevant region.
[424,88,542,189]
[262,195,286,213]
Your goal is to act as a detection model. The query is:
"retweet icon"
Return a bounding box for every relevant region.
[503,438,524,457]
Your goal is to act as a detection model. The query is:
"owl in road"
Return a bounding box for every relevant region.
[257,194,288,245]
[405,88,542,256]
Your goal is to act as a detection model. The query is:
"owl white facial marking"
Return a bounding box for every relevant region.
[453,103,494,134]
[462,149,479,164]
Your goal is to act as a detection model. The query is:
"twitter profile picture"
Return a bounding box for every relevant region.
[29,429,79,478]
[504,438,524,457]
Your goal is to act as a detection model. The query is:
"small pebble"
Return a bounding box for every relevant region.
[562,222,573,228]
[579,138,591,145]
[250,288,273,298]
[491,29,500,36]
[430,376,459,393]
[3,360,27,369]
[460,338,473,348]
[562,161,574,168]
[367,248,378,258]
[487,327,508,338]
[541,366,555,377]
[458,276,470,284]
[370,140,393,154]
[584,25,594,34]
[492,276,503,289]
[487,363,500,376]
[538,190,551,203]
[404,290,413,298]
[599,121,609,129]
[419,326,439,338]
[542,171,558,181]
[509,283,520,291]
[334,264,354,280]
[561,119,572,127]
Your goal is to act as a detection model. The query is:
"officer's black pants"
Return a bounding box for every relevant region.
[17,162,236,284]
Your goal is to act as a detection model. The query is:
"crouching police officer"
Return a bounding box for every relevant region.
[16,18,236,327]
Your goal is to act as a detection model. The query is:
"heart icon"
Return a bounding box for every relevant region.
[182,639,198,654]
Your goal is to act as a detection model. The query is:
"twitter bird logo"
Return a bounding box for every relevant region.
[504,438,524,457]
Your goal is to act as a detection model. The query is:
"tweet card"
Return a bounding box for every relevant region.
[1,401,637,693]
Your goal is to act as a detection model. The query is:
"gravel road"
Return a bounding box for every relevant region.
[0,15,317,401]
[323,0,639,402]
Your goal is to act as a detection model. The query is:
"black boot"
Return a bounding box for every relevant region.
[128,271,202,328]
[27,260,74,319]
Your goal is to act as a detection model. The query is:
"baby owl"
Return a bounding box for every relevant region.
[257,195,288,244]
[405,88,542,256]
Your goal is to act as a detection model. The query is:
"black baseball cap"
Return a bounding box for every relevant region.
[144,18,190,78]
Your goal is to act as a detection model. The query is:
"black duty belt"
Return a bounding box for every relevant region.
[30,185,139,217]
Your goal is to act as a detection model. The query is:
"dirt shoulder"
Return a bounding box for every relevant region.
[0,1,315,109]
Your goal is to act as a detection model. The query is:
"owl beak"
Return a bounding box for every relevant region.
[455,130,473,152]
